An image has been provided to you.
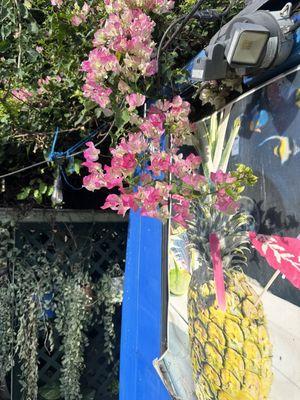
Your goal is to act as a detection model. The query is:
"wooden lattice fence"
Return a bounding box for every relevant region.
[1,209,128,400]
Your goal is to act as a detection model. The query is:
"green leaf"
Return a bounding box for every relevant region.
[30,22,38,34]
[39,382,61,400]
[33,189,42,204]
[0,40,9,52]
[17,187,31,200]
[47,186,54,196]
[39,182,48,195]
[24,0,32,9]
[74,159,81,175]
[115,108,130,129]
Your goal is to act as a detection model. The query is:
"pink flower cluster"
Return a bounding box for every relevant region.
[11,88,33,102]
[82,97,237,226]
[71,2,91,26]
[124,0,174,13]
[51,0,63,7]
[155,96,193,147]
[82,2,156,110]
[210,170,238,212]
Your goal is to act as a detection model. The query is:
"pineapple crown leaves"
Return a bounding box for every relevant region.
[187,201,251,274]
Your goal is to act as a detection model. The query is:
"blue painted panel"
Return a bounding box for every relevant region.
[119,210,171,400]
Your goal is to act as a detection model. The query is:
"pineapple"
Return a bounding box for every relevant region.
[187,201,273,400]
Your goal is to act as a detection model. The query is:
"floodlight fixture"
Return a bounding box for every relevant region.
[192,2,296,81]
[225,23,270,66]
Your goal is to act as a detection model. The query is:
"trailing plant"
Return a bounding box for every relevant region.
[13,248,57,399]
[0,221,124,400]
[55,272,93,400]
[0,222,15,393]
[0,276,13,385]
[95,263,124,363]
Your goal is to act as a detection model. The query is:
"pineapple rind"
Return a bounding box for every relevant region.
[186,202,272,400]
[188,274,273,400]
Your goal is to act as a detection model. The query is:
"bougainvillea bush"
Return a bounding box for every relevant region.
[0,0,247,212]
[82,96,254,225]
[78,0,252,224]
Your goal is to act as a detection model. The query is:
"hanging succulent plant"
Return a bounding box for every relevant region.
[55,272,94,400]
[0,220,124,400]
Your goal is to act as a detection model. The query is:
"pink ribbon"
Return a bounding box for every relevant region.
[209,233,226,311]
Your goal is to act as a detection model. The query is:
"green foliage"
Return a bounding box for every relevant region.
[0,276,13,382]
[13,248,57,399]
[0,0,247,206]
[39,381,96,400]
[229,163,258,198]
[0,1,106,204]
[39,382,61,400]
[0,1,105,138]
[56,273,93,400]
[0,222,124,400]
[17,178,54,204]
[95,263,124,362]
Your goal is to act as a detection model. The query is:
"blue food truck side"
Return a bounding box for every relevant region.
[119,2,300,400]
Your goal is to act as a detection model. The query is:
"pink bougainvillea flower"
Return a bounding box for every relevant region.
[120,193,139,212]
[82,82,112,109]
[185,153,202,169]
[83,5,156,102]
[82,161,101,174]
[71,15,84,26]
[110,153,137,176]
[83,173,105,191]
[102,166,123,189]
[71,2,90,26]
[11,88,33,102]
[155,181,172,201]
[172,195,192,227]
[82,47,120,76]
[117,80,131,94]
[215,188,238,213]
[124,0,174,13]
[81,91,238,226]
[126,93,146,109]
[102,194,122,211]
[148,152,171,175]
[83,142,100,162]
[82,2,90,14]
[51,0,63,7]
[145,59,158,76]
[140,173,152,185]
[121,153,137,173]
[182,173,205,189]
[210,170,236,185]
[123,132,148,155]
[101,194,132,216]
